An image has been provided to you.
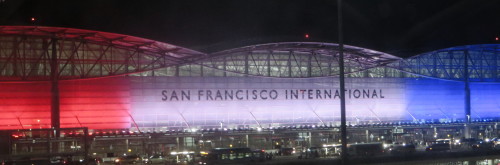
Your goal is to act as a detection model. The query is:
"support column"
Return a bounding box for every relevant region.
[50,37,60,132]
[365,130,369,143]
[434,126,437,138]
[245,134,249,148]
[176,137,180,151]
[175,65,179,77]
[464,50,472,138]
[495,123,498,137]
[126,139,129,152]
[244,53,249,76]
[307,132,312,148]
[84,128,89,160]
[219,132,223,148]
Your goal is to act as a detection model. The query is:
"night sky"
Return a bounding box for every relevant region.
[1,0,499,57]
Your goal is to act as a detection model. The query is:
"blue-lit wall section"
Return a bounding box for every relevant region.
[404,79,465,121]
[471,83,500,119]
[404,78,500,121]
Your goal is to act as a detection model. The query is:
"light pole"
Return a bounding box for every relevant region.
[337,0,348,164]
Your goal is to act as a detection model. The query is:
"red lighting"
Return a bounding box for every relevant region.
[30,17,35,22]
[0,78,131,130]
[496,37,499,41]
[305,34,309,39]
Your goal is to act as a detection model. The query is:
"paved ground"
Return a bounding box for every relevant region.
[95,146,500,165]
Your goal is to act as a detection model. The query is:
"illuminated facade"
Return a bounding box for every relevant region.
[0,26,499,131]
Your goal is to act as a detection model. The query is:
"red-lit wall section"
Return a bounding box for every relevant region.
[59,78,131,129]
[0,83,51,130]
[0,77,131,130]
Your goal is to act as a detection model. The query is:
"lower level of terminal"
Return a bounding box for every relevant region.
[2,121,500,163]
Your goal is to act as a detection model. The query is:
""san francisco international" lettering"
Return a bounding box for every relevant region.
[161,89,385,101]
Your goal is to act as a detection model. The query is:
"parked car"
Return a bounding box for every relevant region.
[143,155,165,164]
[83,157,103,165]
[389,144,416,154]
[347,143,385,157]
[471,140,494,150]
[492,138,500,148]
[114,155,141,165]
[49,157,67,165]
[279,148,294,156]
[426,143,450,152]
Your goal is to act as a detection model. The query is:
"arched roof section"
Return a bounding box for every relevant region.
[0,26,206,81]
[388,44,500,82]
[194,42,401,78]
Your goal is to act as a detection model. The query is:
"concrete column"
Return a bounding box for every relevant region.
[60,142,64,152]
[126,139,129,152]
[48,131,52,154]
[176,137,180,151]
[12,144,16,154]
[365,130,369,143]
[307,132,312,148]
[433,127,437,139]
[83,128,88,159]
[219,134,223,148]
[270,131,274,149]
[495,123,498,137]
[245,134,249,147]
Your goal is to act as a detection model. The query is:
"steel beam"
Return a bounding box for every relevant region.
[50,37,60,131]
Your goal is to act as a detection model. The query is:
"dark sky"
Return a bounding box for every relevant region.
[1,0,499,57]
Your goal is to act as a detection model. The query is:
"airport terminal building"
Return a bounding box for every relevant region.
[0,26,499,156]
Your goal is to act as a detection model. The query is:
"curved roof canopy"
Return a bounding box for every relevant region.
[194,42,401,78]
[0,26,206,81]
[1,26,498,82]
[389,44,500,82]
